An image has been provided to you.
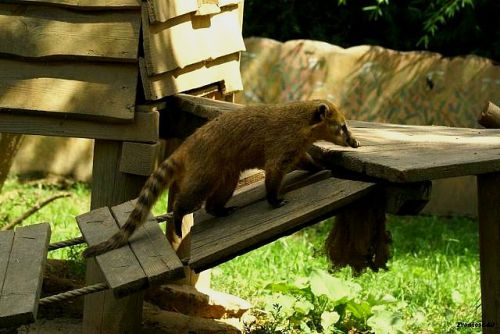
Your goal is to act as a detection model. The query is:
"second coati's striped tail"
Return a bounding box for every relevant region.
[82,159,176,258]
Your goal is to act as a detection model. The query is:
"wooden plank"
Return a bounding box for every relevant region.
[0,59,137,121]
[0,5,140,61]
[193,170,333,226]
[77,207,147,297]
[477,172,500,333]
[0,111,159,143]
[0,230,15,322]
[3,0,141,10]
[110,201,184,285]
[167,93,243,120]
[140,53,243,100]
[142,5,245,75]
[146,0,240,23]
[0,224,50,328]
[119,142,162,176]
[82,140,148,334]
[145,0,198,24]
[189,177,376,271]
[313,121,500,183]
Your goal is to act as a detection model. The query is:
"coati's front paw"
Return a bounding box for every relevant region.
[348,137,360,148]
[268,198,288,208]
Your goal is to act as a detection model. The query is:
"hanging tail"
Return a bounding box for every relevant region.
[82,159,176,258]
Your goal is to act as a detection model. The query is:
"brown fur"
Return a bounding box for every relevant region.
[82,100,359,258]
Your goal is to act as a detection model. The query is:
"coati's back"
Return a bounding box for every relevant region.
[174,100,343,172]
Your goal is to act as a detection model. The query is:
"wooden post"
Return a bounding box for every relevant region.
[83,140,147,334]
[477,172,500,333]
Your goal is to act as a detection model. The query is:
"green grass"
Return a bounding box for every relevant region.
[0,176,482,333]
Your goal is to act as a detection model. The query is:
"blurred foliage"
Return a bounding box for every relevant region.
[243,0,500,61]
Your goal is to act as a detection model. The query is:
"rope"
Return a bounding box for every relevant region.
[48,236,85,251]
[47,213,172,251]
[39,282,108,305]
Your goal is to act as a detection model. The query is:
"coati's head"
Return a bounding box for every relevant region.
[311,100,360,148]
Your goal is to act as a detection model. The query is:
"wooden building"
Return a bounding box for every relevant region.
[0,0,245,332]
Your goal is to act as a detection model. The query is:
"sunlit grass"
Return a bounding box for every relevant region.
[0,176,482,333]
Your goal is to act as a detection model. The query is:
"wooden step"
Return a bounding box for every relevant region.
[189,171,377,272]
[0,223,51,328]
[77,201,184,298]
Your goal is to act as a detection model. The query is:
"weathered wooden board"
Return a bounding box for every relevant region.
[142,5,245,75]
[140,53,242,100]
[120,142,162,176]
[3,0,140,9]
[0,224,50,328]
[0,111,159,143]
[145,0,240,23]
[0,5,140,61]
[314,120,500,183]
[0,59,137,121]
[77,207,148,298]
[110,201,184,285]
[145,0,198,24]
[166,93,245,120]
[189,176,376,271]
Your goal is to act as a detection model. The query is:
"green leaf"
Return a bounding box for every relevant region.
[309,269,353,303]
[294,299,314,315]
[321,311,340,330]
[367,306,404,334]
[346,300,372,320]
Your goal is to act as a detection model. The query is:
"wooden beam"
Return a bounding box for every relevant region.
[0,5,140,61]
[478,101,500,129]
[477,172,500,333]
[384,181,431,215]
[0,111,159,143]
[0,59,138,121]
[2,0,141,10]
[120,142,162,176]
[167,93,243,119]
[139,53,243,100]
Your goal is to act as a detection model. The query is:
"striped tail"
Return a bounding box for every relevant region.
[82,159,176,258]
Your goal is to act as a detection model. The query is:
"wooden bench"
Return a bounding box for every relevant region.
[0,224,50,328]
[77,201,184,298]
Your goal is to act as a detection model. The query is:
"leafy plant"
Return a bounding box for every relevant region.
[253,269,405,333]
[243,0,499,60]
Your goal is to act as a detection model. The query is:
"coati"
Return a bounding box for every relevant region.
[82,100,360,258]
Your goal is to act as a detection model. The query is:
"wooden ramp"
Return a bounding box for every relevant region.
[0,224,50,328]
[77,201,184,298]
[189,171,377,272]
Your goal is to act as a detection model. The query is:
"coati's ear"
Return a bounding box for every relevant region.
[313,103,331,123]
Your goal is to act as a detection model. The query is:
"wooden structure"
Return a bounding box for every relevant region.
[0,0,245,332]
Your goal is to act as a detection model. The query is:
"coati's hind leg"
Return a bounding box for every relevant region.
[172,182,211,238]
[265,153,298,208]
[205,174,239,216]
